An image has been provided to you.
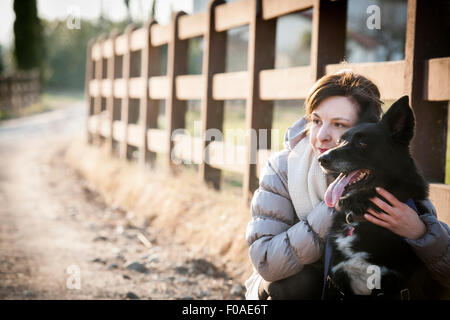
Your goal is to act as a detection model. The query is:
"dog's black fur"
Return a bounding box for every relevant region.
[318,96,448,299]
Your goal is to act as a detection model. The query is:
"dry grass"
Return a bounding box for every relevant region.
[65,135,254,283]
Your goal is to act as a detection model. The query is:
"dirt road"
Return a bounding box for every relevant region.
[0,102,244,300]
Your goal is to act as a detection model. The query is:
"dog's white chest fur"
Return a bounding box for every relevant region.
[331,232,373,295]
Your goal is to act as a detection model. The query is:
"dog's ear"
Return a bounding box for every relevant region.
[381,95,415,145]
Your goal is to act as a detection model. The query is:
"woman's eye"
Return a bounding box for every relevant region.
[312,119,321,125]
[335,123,345,128]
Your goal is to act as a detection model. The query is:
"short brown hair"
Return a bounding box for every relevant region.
[305,70,383,124]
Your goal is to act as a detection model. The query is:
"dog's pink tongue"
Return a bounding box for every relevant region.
[325,171,361,208]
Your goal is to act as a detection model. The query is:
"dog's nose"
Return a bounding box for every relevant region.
[318,154,330,167]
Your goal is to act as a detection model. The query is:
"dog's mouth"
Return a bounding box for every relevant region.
[325,169,372,208]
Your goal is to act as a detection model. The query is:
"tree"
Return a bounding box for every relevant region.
[42,18,128,91]
[13,0,44,71]
[124,0,132,23]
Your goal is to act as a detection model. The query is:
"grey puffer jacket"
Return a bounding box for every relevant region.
[245,117,450,297]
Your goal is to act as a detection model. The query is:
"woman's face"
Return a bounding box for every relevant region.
[309,96,359,156]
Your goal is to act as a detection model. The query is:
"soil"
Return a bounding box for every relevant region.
[0,102,245,300]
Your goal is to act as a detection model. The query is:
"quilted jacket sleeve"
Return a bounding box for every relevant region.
[404,199,450,288]
[245,149,335,282]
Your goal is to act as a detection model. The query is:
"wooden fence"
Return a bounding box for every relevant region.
[85,0,450,223]
[0,70,40,112]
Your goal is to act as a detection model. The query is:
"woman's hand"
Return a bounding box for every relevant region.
[364,187,427,240]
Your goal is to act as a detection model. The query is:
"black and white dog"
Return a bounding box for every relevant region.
[318,96,448,299]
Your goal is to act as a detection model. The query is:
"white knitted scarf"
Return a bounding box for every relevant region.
[287,136,328,219]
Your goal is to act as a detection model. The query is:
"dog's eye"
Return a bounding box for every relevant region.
[357,140,368,147]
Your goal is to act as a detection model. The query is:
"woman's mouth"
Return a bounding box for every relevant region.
[318,148,329,154]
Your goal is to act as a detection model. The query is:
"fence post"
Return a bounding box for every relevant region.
[243,0,276,204]
[85,39,94,144]
[166,12,188,171]
[106,30,119,154]
[404,0,448,183]
[200,0,226,190]
[139,20,157,166]
[120,25,138,160]
[310,0,347,80]
[146,23,162,168]
[94,35,106,145]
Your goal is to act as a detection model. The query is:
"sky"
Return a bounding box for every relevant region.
[0,0,194,48]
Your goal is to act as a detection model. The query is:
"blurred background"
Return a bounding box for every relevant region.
[0,0,407,115]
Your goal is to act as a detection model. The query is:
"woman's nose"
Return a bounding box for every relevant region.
[317,124,331,142]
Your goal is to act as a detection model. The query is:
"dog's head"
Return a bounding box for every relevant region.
[318,95,427,218]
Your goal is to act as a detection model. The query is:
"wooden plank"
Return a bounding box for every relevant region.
[179,12,207,40]
[87,115,99,133]
[113,79,127,98]
[404,0,448,183]
[102,39,114,58]
[145,20,162,166]
[207,141,246,173]
[137,20,155,166]
[151,23,171,46]
[85,40,94,143]
[215,0,252,32]
[262,0,314,20]
[166,11,189,169]
[429,184,450,226]
[149,76,169,99]
[93,36,105,143]
[243,0,276,204]
[310,0,347,80]
[105,30,119,153]
[424,57,450,101]
[325,61,405,100]
[101,79,112,98]
[128,77,146,98]
[127,123,144,147]
[120,25,138,160]
[212,71,248,100]
[115,34,128,55]
[147,128,168,153]
[200,0,227,190]
[130,27,147,51]
[100,117,111,137]
[176,74,203,100]
[92,42,102,61]
[112,120,125,142]
[171,133,203,164]
[89,79,100,97]
[259,66,313,100]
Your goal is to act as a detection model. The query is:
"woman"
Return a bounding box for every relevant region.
[245,70,450,300]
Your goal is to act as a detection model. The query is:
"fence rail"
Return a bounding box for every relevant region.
[0,70,40,112]
[85,0,450,224]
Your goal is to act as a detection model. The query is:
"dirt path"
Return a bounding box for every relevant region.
[0,103,244,300]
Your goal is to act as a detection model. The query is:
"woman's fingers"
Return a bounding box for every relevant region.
[366,208,393,223]
[375,187,402,208]
[364,212,391,229]
[369,196,393,215]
